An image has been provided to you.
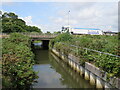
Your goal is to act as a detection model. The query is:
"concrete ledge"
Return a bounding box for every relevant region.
[105,82,112,89]
[90,72,96,85]
[68,54,80,64]
[52,49,60,57]
[109,77,120,89]
[85,69,90,80]
[85,62,106,81]
[51,49,120,89]
[76,64,80,73]
[96,77,104,88]
[80,66,84,77]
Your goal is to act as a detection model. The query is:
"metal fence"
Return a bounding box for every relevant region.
[62,43,120,58]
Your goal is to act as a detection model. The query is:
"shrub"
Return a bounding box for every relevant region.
[50,34,120,77]
[2,33,38,88]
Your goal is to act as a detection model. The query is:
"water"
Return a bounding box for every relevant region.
[32,48,95,88]
[34,42,42,46]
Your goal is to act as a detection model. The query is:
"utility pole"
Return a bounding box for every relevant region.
[68,10,70,32]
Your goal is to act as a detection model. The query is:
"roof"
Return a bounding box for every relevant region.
[73,28,100,30]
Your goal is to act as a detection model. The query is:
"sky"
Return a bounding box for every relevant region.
[1,0,119,33]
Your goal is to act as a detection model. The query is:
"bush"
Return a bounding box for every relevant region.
[49,34,120,77]
[2,33,38,88]
[49,33,73,49]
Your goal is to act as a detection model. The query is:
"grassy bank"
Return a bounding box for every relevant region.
[2,33,38,88]
[49,33,120,78]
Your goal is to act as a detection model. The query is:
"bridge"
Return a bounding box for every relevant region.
[1,33,59,49]
[26,34,58,49]
[1,33,58,39]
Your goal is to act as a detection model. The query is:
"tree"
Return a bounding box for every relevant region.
[53,31,61,34]
[2,12,18,19]
[25,26,42,33]
[2,11,42,33]
[46,31,51,35]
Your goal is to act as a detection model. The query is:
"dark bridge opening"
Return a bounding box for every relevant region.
[42,40,49,49]
[31,39,50,50]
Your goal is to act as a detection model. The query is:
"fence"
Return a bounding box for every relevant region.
[62,43,120,58]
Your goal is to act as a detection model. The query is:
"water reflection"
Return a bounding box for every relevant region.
[32,49,95,88]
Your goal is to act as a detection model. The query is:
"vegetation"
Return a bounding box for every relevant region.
[1,11,42,33]
[45,31,51,35]
[53,31,61,34]
[49,33,120,77]
[2,33,38,88]
[34,40,42,43]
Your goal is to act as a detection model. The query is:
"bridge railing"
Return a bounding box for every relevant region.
[21,33,58,38]
[1,33,59,38]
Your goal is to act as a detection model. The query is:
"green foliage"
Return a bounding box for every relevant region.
[55,33,72,42]
[53,31,61,34]
[49,34,120,77]
[2,33,38,88]
[45,31,51,35]
[2,11,42,33]
[34,40,42,43]
[71,35,118,55]
[2,12,18,19]
[49,33,73,50]
[25,26,42,33]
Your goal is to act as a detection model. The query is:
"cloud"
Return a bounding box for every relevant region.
[19,16,33,26]
[19,16,58,33]
[15,2,118,32]
[50,2,118,32]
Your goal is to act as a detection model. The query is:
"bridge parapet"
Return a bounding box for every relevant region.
[20,33,58,39]
[1,33,59,39]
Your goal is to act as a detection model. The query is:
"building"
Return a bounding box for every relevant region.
[103,31,118,36]
[62,26,70,32]
[69,28,103,35]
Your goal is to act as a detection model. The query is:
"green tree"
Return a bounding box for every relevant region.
[2,12,18,19]
[53,31,61,34]
[25,26,42,33]
[2,11,42,33]
[46,31,51,35]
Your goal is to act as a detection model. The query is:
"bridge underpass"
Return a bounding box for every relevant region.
[30,35,57,49]
[1,33,58,49]
[32,39,50,49]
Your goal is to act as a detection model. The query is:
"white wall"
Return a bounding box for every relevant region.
[70,29,103,35]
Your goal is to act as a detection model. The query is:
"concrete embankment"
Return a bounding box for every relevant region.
[51,48,120,89]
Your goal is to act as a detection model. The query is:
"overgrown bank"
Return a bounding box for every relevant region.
[49,33,120,78]
[2,33,38,88]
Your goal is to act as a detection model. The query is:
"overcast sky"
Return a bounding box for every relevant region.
[2,0,119,33]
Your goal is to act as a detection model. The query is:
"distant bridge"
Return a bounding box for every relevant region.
[1,33,59,49]
[1,33,58,40]
[29,34,58,40]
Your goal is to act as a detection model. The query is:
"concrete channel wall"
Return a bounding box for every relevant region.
[51,49,120,89]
